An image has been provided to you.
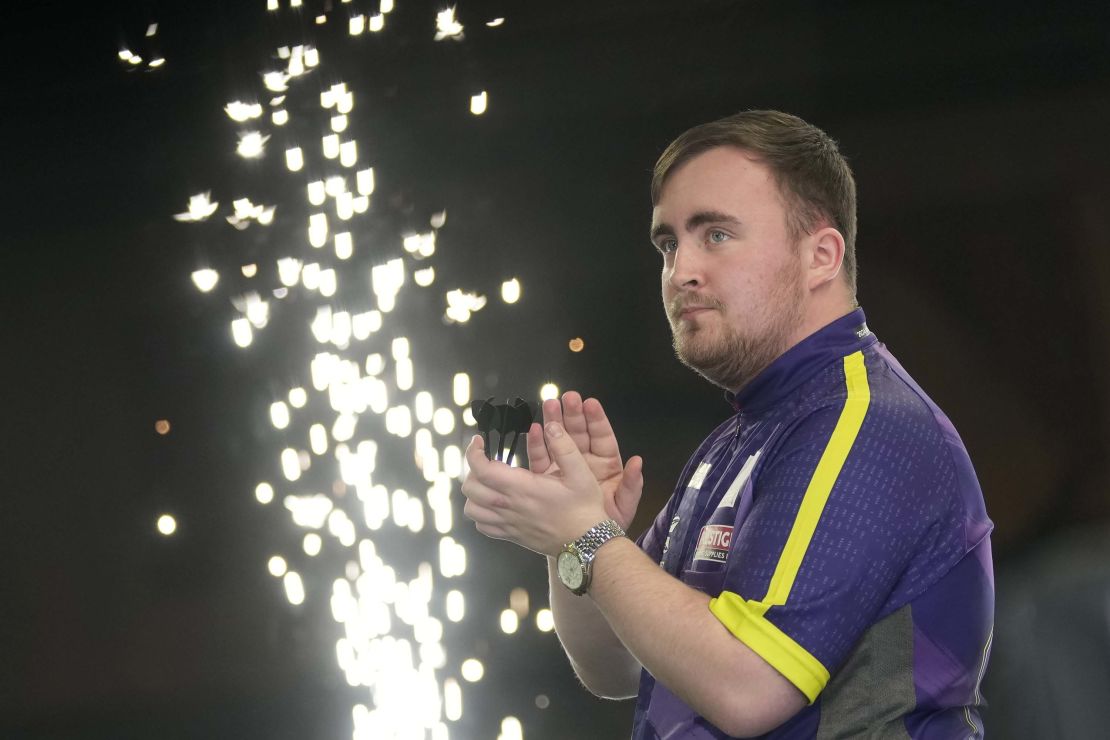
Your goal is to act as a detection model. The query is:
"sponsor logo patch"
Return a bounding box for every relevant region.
[693,524,733,564]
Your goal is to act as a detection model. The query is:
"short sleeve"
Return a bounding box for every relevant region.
[708,388,961,703]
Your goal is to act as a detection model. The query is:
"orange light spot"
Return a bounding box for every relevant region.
[568,337,585,352]
[155,420,171,435]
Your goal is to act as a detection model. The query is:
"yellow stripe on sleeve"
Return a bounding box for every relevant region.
[706,352,871,702]
[710,591,830,703]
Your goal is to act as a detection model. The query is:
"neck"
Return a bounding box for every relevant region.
[786,286,856,350]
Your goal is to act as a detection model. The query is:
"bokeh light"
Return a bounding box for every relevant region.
[509,587,529,617]
[500,278,521,304]
[268,556,288,577]
[191,269,219,292]
[460,658,484,682]
[470,91,488,115]
[498,717,523,740]
[255,482,275,505]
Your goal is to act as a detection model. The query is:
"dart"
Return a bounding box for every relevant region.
[470,397,534,465]
[471,397,497,454]
[502,398,534,467]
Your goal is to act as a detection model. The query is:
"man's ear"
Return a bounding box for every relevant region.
[805,226,845,290]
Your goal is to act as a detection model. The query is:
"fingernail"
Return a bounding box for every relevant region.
[545,422,564,438]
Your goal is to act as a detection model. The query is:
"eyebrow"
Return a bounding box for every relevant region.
[650,210,743,243]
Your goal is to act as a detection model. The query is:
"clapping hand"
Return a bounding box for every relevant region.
[526,392,643,532]
[461,391,644,555]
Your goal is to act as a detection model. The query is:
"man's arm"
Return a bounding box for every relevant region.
[586,537,807,737]
[462,420,808,736]
[546,555,642,698]
[523,393,645,698]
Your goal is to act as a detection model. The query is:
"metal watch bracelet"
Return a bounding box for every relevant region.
[574,519,626,556]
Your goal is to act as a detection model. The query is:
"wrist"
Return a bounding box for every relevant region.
[555,519,627,596]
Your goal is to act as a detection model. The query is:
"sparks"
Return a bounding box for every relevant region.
[236,131,270,158]
[174,192,219,222]
[470,90,488,115]
[434,7,465,40]
[225,101,263,121]
[174,4,566,736]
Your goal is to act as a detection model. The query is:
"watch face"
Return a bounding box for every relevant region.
[557,551,584,590]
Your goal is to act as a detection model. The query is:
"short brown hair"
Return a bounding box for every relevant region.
[652,110,858,298]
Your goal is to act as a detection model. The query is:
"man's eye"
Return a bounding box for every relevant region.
[708,230,728,244]
[657,239,677,254]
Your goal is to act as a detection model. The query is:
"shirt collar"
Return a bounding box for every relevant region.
[725,307,877,413]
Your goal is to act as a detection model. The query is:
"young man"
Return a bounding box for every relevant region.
[461,110,994,738]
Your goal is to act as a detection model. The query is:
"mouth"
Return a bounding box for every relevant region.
[677,306,715,320]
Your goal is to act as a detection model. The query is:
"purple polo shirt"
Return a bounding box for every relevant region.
[633,308,994,739]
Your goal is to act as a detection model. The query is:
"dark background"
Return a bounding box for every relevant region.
[4,0,1109,737]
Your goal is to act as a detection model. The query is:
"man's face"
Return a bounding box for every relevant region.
[651,146,807,392]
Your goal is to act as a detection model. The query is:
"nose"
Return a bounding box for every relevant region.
[666,242,704,291]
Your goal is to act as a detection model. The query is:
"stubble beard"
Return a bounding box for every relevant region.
[669,263,806,392]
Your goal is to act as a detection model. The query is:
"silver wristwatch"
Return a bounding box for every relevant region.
[556,519,627,595]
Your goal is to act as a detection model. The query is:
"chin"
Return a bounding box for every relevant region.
[675,344,730,377]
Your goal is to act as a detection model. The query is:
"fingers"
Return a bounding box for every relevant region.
[525,422,552,473]
[463,498,504,526]
[460,453,515,542]
[617,455,644,501]
[559,391,591,453]
[475,522,508,540]
[465,499,509,540]
[582,397,622,459]
[614,455,645,530]
[464,434,489,476]
[461,473,510,510]
[532,400,564,472]
[542,421,592,485]
[541,397,564,429]
[531,392,593,471]
[465,435,528,489]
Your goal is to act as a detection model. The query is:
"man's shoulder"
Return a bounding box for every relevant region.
[761,350,969,496]
[785,342,951,443]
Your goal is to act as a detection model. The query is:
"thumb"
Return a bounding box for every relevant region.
[463,434,486,475]
[616,455,644,517]
[542,422,593,484]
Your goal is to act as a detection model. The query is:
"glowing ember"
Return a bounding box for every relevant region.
[191,268,219,292]
[470,91,488,116]
[236,131,270,158]
[435,8,465,40]
[225,101,263,122]
[174,192,219,222]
